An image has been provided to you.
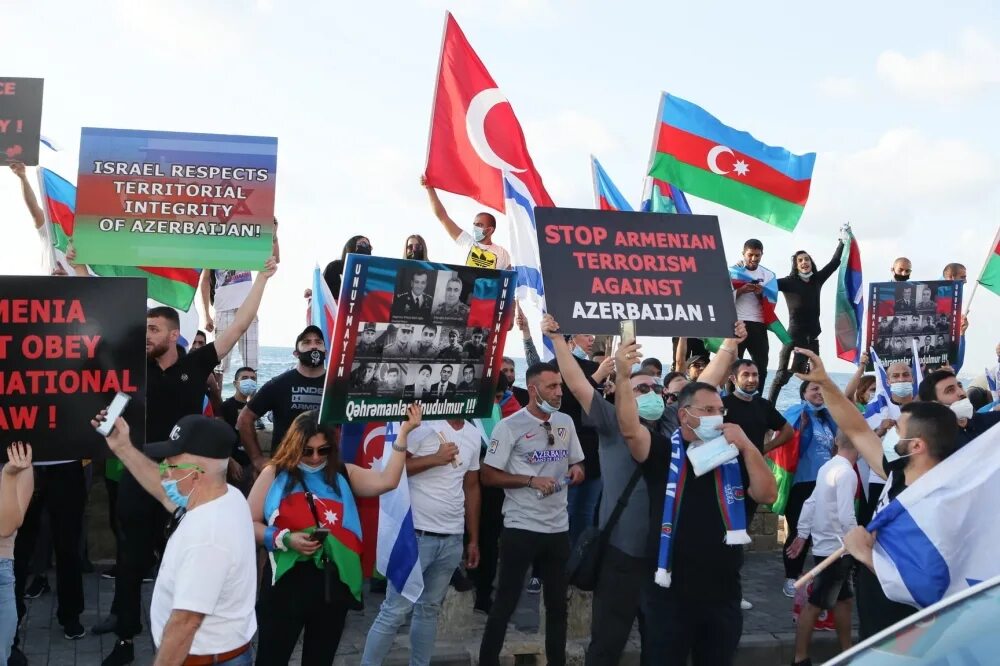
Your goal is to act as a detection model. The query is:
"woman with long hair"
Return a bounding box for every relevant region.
[323,235,372,301]
[768,234,845,403]
[248,407,418,665]
[403,234,428,260]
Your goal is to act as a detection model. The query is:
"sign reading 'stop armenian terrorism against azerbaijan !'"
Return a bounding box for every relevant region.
[319,255,517,424]
[534,207,737,336]
[73,128,277,270]
[0,277,146,461]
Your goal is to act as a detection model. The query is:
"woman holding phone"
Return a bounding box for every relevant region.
[248,407,414,665]
[0,443,33,664]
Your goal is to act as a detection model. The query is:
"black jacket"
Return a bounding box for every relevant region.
[776,241,843,339]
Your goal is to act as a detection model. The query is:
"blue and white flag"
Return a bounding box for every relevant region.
[503,170,553,360]
[375,421,424,602]
[868,421,1000,608]
[864,350,899,426]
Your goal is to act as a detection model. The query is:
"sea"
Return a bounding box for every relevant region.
[226,346,856,414]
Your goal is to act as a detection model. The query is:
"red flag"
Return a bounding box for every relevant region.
[424,12,553,211]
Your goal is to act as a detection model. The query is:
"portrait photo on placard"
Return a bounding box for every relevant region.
[403,363,437,402]
[348,361,381,395]
[435,325,466,361]
[376,362,407,396]
[426,363,458,401]
[408,323,442,361]
[462,326,489,361]
[455,363,483,393]
[894,283,917,313]
[390,266,437,323]
[430,269,473,323]
[354,322,389,358]
[381,323,418,359]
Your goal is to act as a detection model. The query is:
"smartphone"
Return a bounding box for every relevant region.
[788,352,811,374]
[311,528,331,542]
[96,392,131,436]
[620,319,636,346]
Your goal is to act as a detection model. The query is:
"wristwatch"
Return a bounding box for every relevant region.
[391,441,407,452]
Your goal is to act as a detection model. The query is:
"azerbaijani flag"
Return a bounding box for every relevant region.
[339,422,386,578]
[37,167,201,311]
[640,176,692,214]
[730,265,791,344]
[591,156,633,211]
[647,93,815,231]
[975,225,1000,297]
[310,264,338,351]
[765,406,803,515]
[834,226,864,363]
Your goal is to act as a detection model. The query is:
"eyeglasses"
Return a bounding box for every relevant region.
[540,421,555,447]
[633,383,664,395]
[664,392,679,403]
[158,462,205,476]
[303,445,332,457]
[685,405,727,417]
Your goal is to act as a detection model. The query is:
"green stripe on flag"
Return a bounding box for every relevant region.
[89,265,196,311]
[764,459,794,515]
[51,224,70,254]
[650,153,805,232]
[981,252,1000,297]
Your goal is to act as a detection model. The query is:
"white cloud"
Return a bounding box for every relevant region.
[877,29,1000,100]
[816,76,862,100]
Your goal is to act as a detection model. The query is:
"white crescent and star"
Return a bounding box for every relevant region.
[362,425,386,465]
[465,88,526,173]
[707,144,751,177]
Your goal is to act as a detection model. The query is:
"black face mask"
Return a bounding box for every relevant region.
[893,273,910,282]
[355,245,372,256]
[405,246,425,260]
[301,349,326,368]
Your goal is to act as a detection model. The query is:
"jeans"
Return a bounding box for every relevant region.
[479,528,570,666]
[640,582,742,666]
[738,321,770,396]
[218,647,254,665]
[567,477,603,547]
[585,546,651,666]
[361,533,464,666]
[0,559,15,666]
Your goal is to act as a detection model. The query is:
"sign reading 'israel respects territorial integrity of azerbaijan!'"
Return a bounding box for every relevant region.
[534,207,737,337]
[73,128,277,270]
[319,255,517,424]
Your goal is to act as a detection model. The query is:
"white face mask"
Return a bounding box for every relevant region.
[799,271,813,281]
[890,382,913,398]
[684,410,724,442]
[949,398,974,421]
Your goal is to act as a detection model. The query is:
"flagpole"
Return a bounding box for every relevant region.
[421,11,452,175]
[966,225,1000,316]
[795,546,846,590]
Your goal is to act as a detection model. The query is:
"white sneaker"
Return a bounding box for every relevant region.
[782,578,797,598]
[527,577,541,594]
[740,598,753,610]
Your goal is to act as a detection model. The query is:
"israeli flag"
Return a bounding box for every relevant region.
[375,422,424,602]
[868,421,1000,608]
[864,350,900,426]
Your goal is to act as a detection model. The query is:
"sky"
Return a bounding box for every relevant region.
[1,0,998,377]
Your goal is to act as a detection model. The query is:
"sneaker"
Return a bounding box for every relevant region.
[92,613,118,635]
[782,578,797,598]
[24,576,50,599]
[100,565,118,580]
[526,577,541,594]
[103,640,135,666]
[740,598,753,610]
[63,619,86,640]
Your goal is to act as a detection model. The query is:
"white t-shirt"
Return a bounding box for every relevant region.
[37,225,55,275]
[213,270,254,313]
[794,455,858,557]
[455,231,512,271]
[405,420,481,534]
[733,265,772,323]
[484,407,584,533]
[151,486,257,655]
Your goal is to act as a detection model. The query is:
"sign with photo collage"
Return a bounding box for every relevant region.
[866,280,963,371]
[319,255,517,424]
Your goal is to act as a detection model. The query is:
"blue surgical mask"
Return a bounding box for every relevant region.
[637,391,666,421]
[536,398,560,414]
[733,386,757,400]
[571,346,588,361]
[238,379,257,396]
[684,411,724,442]
[298,461,327,474]
[889,382,913,398]
[472,227,487,243]
[799,271,813,281]
[161,472,194,508]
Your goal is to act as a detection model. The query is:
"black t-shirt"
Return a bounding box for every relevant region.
[146,343,220,444]
[722,394,786,453]
[776,241,842,338]
[220,396,250,465]
[958,412,1000,449]
[642,431,751,601]
[248,368,325,449]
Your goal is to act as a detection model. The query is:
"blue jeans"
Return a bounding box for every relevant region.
[361,533,463,666]
[0,559,15,666]
[216,646,253,665]
[568,477,603,546]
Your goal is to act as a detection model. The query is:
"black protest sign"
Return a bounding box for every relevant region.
[0,277,146,461]
[0,78,43,166]
[534,207,737,336]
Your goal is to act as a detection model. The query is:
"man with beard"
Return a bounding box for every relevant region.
[97,259,277,666]
[917,369,1000,447]
[236,325,326,468]
[434,277,471,320]
[891,257,913,282]
[732,239,778,391]
[501,356,529,407]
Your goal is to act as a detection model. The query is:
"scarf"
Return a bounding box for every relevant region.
[655,430,749,587]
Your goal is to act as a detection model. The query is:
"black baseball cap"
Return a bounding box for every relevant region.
[296,325,324,346]
[145,415,236,460]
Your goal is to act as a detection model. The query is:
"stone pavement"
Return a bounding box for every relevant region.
[19,551,855,665]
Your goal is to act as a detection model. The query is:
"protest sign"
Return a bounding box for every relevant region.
[319,256,516,424]
[0,277,146,461]
[73,128,277,270]
[534,207,737,337]
[866,280,963,370]
[0,78,43,166]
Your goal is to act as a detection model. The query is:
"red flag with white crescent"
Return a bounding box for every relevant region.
[424,12,554,211]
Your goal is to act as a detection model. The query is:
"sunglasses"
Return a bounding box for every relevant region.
[633,383,664,395]
[664,392,680,403]
[303,445,332,457]
[406,243,424,251]
[540,421,555,447]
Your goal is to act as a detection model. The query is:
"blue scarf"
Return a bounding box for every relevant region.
[656,430,750,587]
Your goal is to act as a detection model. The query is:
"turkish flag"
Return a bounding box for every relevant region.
[424,13,554,211]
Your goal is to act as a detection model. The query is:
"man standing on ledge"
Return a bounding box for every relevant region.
[420,175,512,270]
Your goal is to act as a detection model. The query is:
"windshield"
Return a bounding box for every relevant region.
[840,584,1000,664]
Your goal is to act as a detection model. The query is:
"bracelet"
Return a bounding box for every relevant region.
[526,476,534,489]
[718,346,737,355]
[391,441,407,453]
